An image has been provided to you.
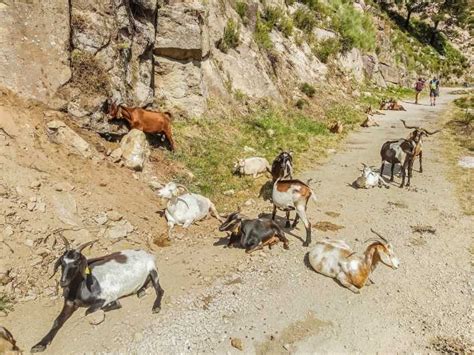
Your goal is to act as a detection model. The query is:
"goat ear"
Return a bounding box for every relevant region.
[76,240,97,253]
[50,257,62,279]
[176,184,189,194]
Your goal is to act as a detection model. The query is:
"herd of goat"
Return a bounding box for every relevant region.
[1,101,441,353]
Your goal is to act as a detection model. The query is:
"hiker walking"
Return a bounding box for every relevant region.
[414,78,425,104]
[429,76,440,106]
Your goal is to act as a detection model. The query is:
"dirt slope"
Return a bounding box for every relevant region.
[3,89,472,354]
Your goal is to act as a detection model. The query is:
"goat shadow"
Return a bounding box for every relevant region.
[258,212,305,244]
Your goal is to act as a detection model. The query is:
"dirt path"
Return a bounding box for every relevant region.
[4,89,472,354]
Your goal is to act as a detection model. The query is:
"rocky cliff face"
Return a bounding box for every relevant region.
[0,0,428,130]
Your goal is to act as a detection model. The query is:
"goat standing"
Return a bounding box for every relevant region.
[271,151,293,182]
[308,229,399,293]
[219,212,289,253]
[272,178,316,246]
[400,119,441,174]
[31,237,164,353]
[107,102,175,151]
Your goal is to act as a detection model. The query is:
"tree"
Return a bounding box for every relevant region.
[394,0,430,28]
[428,0,469,45]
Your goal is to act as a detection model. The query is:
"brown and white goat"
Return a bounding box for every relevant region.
[0,326,19,354]
[107,102,175,151]
[380,98,406,111]
[272,178,316,246]
[400,119,441,174]
[308,229,399,293]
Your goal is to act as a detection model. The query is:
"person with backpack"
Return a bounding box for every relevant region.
[414,78,425,104]
[429,76,440,106]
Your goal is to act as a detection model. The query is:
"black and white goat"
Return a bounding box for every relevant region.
[272,179,316,247]
[219,212,289,253]
[380,120,440,187]
[271,151,293,181]
[31,236,164,353]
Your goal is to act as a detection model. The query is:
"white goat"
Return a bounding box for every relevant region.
[308,229,399,293]
[234,157,270,178]
[354,164,389,189]
[157,182,223,238]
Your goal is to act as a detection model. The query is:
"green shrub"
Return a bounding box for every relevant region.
[328,0,376,52]
[295,98,308,109]
[285,0,296,5]
[264,6,284,27]
[254,16,273,50]
[300,82,316,97]
[235,1,248,19]
[278,16,294,37]
[325,103,364,126]
[219,19,240,53]
[0,294,12,313]
[298,0,327,13]
[293,8,317,33]
[314,37,341,63]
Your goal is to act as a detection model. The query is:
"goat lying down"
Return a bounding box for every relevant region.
[157,182,223,239]
[219,212,289,253]
[234,157,271,178]
[308,229,399,293]
[353,164,389,189]
[31,237,164,352]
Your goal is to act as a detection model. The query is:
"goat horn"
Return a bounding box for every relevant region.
[370,228,388,243]
[76,240,97,253]
[176,184,189,192]
[422,128,441,135]
[58,233,71,250]
[400,119,419,130]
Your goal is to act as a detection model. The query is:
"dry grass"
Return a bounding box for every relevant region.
[441,104,474,215]
[70,50,110,97]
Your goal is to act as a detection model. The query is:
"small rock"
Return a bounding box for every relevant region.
[283,343,291,351]
[30,257,43,266]
[30,180,41,189]
[35,247,50,256]
[107,211,122,222]
[223,189,235,196]
[244,199,254,206]
[27,201,36,211]
[94,213,108,225]
[87,310,105,325]
[24,239,34,247]
[231,338,243,351]
[110,148,123,163]
[3,225,14,238]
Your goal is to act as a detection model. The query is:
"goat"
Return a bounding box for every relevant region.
[157,182,224,239]
[31,237,164,353]
[353,163,388,189]
[107,102,175,151]
[360,115,379,128]
[219,212,289,253]
[380,98,406,111]
[0,326,19,354]
[330,121,344,134]
[401,119,441,174]
[380,137,415,188]
[272,178,316,247]
[233,157,271,178]
[271,150,293,182]
[308,229,399,293]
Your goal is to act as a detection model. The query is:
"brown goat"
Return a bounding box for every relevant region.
[108,103,175,151]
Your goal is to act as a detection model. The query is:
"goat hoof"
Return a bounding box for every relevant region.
[137,290,146,298]
[31,344,47,353]
[152,306,161,314]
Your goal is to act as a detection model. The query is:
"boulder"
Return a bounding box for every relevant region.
[105,220,134,239]
[0,0,71,108]
[46,120,96,159]
[338,48,364,83]
[120,129,150,171]
[379,63,400,85]
[51,192,80,226]
[155,4,209,61]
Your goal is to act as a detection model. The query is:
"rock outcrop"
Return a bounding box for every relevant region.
[120,129,150,171]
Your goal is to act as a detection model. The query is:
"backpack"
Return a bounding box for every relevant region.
[415,81,424,91]
[430,80,438,90]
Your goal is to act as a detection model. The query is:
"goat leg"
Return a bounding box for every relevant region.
[150,269,164,314]
[227,232,240,247]
[419,151,423,173]
[271,205,277,221]
[390,163,395,182]
[336,273,361,294]
[85,300,105,315]
[380,162,385,177]
[285,210,291,228]
[102,300,122,312]
[31,300,78,353]
[137,275,151,298]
